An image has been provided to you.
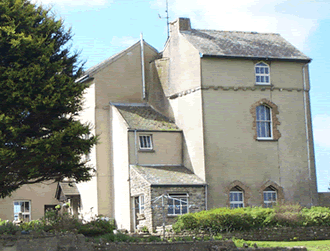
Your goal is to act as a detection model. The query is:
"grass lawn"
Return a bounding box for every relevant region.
[234,239,330,251]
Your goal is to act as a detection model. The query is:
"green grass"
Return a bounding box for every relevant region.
[233,239,330,251]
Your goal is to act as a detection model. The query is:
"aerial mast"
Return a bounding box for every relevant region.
[159,0,170,39]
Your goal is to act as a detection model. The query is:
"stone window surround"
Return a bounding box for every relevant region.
[250,99,281,141]
[260,180,285,206]
[226,180,252,208]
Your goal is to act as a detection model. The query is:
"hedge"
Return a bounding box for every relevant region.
[173,205,330,234]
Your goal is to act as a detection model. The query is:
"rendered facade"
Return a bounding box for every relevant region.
[0,17,323,231]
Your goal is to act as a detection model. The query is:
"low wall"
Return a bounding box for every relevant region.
[0,234,307,251]
[218,226,330,241]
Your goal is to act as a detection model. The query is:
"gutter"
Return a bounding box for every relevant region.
[200,54,311,63]
[150,184,207,187]
[75,74,93,83]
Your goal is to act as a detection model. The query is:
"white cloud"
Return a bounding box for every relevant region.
[150,0,326,52]
[313,114,330,148]
[33,0,110,7]
[111,36,139,48]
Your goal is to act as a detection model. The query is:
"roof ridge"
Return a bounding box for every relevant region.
[193,29,280,35]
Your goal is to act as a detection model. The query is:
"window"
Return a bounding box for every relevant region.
[139,135,153,150]
[14,201,31,222]
[229,187,244,208]
[264,187,277,208]
[167,193,188,215]
[255,62,270,85]
[138,195,144,214]
[256,105,272,139]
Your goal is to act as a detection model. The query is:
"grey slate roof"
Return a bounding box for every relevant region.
[181,29,310,61]
[131,165,206,185]
[58,182,80,196]
[114,104,180,131]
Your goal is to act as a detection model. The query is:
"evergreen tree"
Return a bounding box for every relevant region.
[0,0,97,198]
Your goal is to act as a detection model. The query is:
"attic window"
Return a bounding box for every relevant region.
[139,135,153,150]
[255,62,270,85]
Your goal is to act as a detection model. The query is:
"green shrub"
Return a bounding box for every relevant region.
[173,205,330,233]
[0,219,20,235]
[78,218,115,237]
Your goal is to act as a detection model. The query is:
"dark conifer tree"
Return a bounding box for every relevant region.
[0,0,97,198]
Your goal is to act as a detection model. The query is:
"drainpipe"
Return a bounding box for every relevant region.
[134,130,138,165]
[205,184,208,210]
[302,63,313,206]
[140,34,146,100]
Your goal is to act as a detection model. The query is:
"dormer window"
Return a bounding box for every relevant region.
[139,135,153,150]
[255,62,270,85]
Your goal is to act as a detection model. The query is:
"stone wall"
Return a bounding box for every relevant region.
[0,234,309,251]
[221,226,330,241]
[318,192,330,207]
[130,168,152,231]
[175,226,330,242]
[151,186,206,230]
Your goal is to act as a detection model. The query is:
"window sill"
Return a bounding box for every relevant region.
[167,214,180,217]
[257,138,277,141]
[255,83,271,86]
[138,149,155,153]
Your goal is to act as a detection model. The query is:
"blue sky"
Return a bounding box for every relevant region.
[35,0,329,192]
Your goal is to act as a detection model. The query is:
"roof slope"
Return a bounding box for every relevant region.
[114,104,180,131]
[181,29,310,61]
[131,165,205,185]
[58,182,80,196]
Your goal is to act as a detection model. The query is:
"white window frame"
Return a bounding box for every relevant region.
[14,200,31,222]
[256,105,273,140]
[138,195,144,214]
[167,193,189,216]
[263,189,277,208]
[139,135,153,150]
[255,62,270,85]
[229,191,244,209]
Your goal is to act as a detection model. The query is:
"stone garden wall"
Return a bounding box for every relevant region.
[0,235,307,251]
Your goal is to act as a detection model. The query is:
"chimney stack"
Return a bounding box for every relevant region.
[170,18,191,36]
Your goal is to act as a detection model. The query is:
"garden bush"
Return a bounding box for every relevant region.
[0,219,20,235]
[173,205,330,234]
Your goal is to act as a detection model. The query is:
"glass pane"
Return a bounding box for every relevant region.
[272,193,277,201]
[265,68,269,74]
[182,205,188,214]
[260,67,264,74]
[238,193,242,201]
[266,122,271,137]
[175,204,180,214]
[265,76,269,83]
[139,137,144,148]
[230,193,234,201]
[260,76,264,82]
[24,202,29,212]
[256,76,260,82]
[265,107,271,120]
[23,214,29,222]
[256,67,260,74]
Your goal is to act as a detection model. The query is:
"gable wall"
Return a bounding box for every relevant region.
[91,43,159,218]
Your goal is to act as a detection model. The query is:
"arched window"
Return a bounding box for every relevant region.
[255,62,270,85]
[263,186,277,208]
[229,186,244,208]
[256,105,272,139]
